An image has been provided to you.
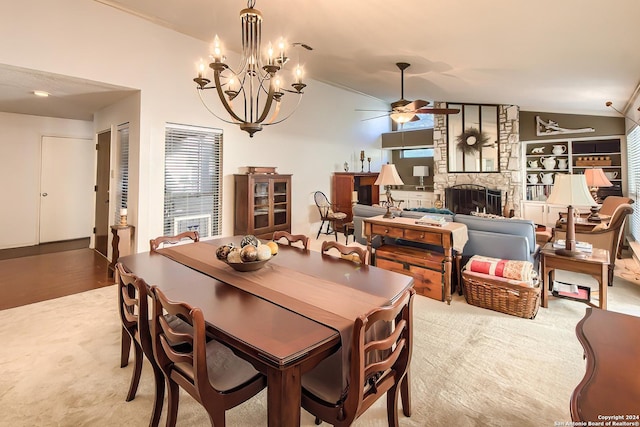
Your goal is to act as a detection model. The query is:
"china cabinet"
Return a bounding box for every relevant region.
[234,173,291,238]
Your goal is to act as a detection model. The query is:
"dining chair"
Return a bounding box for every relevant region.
[116,263,166,427]
[321,240,367,265]
[149,230,200,252]
[301,287,415,426]
[150,285,267,427]
[272,230,310,250]
[314,191,347,241]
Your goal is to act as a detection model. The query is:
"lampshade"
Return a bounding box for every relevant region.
[413,166,429,177]
[375,164,405,186]
[390,112,417,124]
[584,168,613,188]
[546,174,596,206]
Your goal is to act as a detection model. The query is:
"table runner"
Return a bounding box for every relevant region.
[158,241,396,393]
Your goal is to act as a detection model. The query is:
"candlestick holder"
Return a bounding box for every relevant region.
[367,157,371,173]
[360,159,364,172]
[120,214,128,226]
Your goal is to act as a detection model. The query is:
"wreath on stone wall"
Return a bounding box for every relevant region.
[456,127,490,154]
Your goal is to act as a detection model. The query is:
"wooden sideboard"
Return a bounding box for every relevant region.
[332,172,379,223]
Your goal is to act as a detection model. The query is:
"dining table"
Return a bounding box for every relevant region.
[119,236,414,427]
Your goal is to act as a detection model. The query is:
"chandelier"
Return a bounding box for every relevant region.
[193,0,307,137]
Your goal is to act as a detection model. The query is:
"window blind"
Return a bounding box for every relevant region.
[627,124,640,241]
[114,123,129,224]
[164,123,222,238]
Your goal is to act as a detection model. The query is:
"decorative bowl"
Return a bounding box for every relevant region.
[224,258,270,272]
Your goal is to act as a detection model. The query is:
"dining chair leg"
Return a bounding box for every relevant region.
[206,407,226,427]
[386,383,401,427]
[125,341,143,401]
[316,220,326,239]
[165,380,180,427]
[149,366,165,427]
[400,373,411,417]
[120,327,131,368]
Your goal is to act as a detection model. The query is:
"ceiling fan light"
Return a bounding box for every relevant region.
[390,112,415,123]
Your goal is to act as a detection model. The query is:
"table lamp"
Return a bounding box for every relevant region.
[413,166,429,190]
[546,174,596,258]
[584,168,612,222]
[374,163,405,218]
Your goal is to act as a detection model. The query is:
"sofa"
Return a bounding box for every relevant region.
[352,204,539,266]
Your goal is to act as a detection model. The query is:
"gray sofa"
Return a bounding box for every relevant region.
[352,204,539,266]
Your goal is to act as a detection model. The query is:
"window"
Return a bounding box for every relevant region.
[164,123,222,238]
[114,123,129,224]
[399,115,434,130]
[401,148,434,158]
[627,125,640,241]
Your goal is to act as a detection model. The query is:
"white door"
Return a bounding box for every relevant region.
[39,136,95,243]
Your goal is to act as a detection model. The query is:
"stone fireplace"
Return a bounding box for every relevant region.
[432,103,522,217]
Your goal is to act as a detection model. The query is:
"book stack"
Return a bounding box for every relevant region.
[552,239,592,252]
[415,215,446,227]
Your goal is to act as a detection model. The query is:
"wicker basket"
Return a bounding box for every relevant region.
[462,270,541,319]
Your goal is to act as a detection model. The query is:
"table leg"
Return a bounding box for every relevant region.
[267,366,301,427]
[541,255,548,308]
[596,267,608,310]
[444,248,452,305]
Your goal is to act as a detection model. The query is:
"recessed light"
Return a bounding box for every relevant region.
[33,90,50,97]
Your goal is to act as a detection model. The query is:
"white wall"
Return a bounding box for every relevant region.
[0,112,93,249]
[0,0,390,252]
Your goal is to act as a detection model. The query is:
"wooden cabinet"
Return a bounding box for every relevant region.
[384,190,434,209]
[332,172,380,223]
[375,245,444,301]
[234,173,291,239]
[521,201,590,228]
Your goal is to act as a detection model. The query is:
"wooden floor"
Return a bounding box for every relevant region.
[0,247,112,310]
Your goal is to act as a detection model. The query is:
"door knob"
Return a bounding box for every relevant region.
[42,193,48,197]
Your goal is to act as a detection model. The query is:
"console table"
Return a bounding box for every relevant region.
[363,215,468,304]
[571,308,640,422]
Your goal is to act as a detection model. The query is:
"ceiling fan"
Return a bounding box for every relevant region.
[359,62,460,123]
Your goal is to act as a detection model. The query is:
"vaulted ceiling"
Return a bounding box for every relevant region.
[2,0,639,121]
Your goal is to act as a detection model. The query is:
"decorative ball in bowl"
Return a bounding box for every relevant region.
[216,235,277,272]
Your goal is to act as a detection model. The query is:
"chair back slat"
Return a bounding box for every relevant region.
[321,240,367,264]
[150,231,200,252]
[273,231,310,250]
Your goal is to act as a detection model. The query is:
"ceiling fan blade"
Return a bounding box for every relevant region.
[361,113,392,121]
[415,107,461,115]
[404,100,429,111]
[355,109,392,113]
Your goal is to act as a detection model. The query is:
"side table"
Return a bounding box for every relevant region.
[571,308,640,421]
[108,225,135,278]
[539,243,609,309]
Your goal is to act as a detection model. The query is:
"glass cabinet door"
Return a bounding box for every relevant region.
[273,179,289,227]
[253,181,270,230]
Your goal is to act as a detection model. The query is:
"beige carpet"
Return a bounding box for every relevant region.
[1,242,639,426]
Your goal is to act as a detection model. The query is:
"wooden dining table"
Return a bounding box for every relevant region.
[119,236,413,427]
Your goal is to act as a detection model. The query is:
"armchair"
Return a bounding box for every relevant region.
[553,203,633,286]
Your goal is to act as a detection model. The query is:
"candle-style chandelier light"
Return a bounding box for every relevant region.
[193,0,308,137]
